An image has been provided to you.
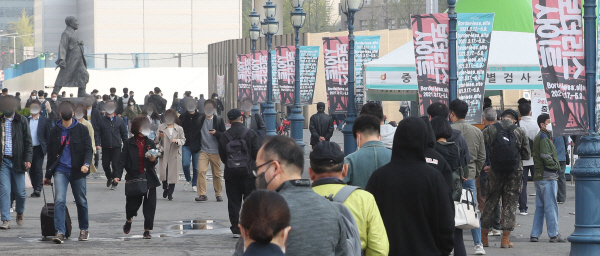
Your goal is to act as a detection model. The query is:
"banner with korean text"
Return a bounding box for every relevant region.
[271,50,280,103]
[236,54,252,101]
[596,4,600,132]
[299,46,320,105]
[411,13,450,116]
[323,36,350,114]
[457,13,494,124]
[276,46,296,105]
[276,46,320,106]
[355,36,381,111]
[533,0,588,136]
[251,50,280,104]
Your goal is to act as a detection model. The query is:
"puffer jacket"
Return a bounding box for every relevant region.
[309,111,334,146]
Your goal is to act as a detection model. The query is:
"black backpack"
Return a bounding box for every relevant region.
[223,128,251,169]
[434,142,464,201]
[490,122,520,173]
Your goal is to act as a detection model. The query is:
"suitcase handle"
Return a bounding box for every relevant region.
[42,183,55,216]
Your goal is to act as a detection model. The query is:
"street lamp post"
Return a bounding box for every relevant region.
[341,0,364,156]
[568,0,600,254]
[249,9,261,116]
[290,0,307,151]
[261,1,279,136]
[447,0,457,101]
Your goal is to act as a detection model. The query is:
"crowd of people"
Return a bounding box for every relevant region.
[0,86,573,255]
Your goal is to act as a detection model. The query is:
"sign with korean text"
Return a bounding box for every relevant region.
[457,13,494,124]
[251,51,268,104]
[323,36,350,114]
[411,13,450,116]
[355,36,381,111]
[271,50,280,103]
[276,46,295,105]
[299,46,320,105]
[236,54,252,101]
[532,89,550,119]
[533,0,588,136]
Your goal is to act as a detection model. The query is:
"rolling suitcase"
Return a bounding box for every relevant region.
[41,184,72,238]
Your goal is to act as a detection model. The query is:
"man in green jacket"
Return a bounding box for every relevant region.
[530,114,567,243]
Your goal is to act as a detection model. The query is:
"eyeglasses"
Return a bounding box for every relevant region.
[252,160,274,177]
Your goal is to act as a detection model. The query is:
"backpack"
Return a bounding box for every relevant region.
[223,128,251,170]
[435,142,464,201]
[325,185,363,256]
[490,122,521,173]
[40,99,48,118]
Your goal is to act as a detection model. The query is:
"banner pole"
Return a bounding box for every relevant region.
[448,0,457,102]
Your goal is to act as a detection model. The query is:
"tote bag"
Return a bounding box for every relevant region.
[454,189,480,230]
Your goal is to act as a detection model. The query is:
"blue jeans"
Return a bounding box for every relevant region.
[530,180,559,238]
[463,179,482,245]
[0,158,26,220]
[54,171,89,234]
[182,146,199,186]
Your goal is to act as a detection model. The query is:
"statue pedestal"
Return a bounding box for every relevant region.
[57,97,86,106]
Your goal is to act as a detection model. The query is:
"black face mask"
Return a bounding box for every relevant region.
[61,111,73,121]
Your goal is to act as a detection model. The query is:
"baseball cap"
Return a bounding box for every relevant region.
[227,108,243,120]
[310,141,345,166]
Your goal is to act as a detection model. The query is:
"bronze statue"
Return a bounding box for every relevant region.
[53,16,89,97]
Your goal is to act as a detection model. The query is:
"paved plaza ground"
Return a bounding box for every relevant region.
[0,130,574,255]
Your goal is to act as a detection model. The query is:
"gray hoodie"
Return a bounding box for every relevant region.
[380,124,396,149]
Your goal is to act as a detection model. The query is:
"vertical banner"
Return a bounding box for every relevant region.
[299,46,320,105]
[251,51,268,104]
[532,0,588,136]
[457,13,494,124]
[236,54,252,101]
[216,75,225,98]
[323,36,349,114]
[532,89,550,119]
[411,13,450,116]
[276,46,295,105]
[271,50,280,103]
[596,4,600,132]
[354,36,381,111]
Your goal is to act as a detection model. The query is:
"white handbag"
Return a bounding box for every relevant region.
[454,189,480,230]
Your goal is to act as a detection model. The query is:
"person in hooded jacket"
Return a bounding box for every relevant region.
[309,102,334,147]
[366,117,454,256]
[427,102,471,170]
[420,116,454,193]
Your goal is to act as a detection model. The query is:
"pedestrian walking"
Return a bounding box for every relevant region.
[27,100,51,198]
[241,98,266,142]
[360,102,396,149]
[343,114,391,189]
[143,103,161,140]
[479,108,502,236]
[48,93,61,124]
[518,102,539,215]
[96,100,128,190]
[156,109,184,200]
[147,87,167,114]
[0,96,33,230]
[109,88,122,115]
[118,88,131,118]
[239,190,291,256]
[114,116,160,239]
[212,93,224,116]
[197,94,206,115]
[24,91,38,109]
[196,99,226,202]
[309,102,334,147]
[219,109,259,237]
[38,90,52,119]
[170,92,180,111]
[481,109,531,249]
[310,141,389,256]
[180,99,201,192]
[122,98,142,133]
[529,114,567,243]
[366,117,454,256]
[399,101,410,119]
[43,100,93,243]
[75,104,97,174]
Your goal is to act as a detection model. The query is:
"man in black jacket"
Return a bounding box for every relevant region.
[43,100,93,244]
[147,87,167,114]
[218,109,259,236]
[241,98,266,142]
[196,99,226,202]
[366,117,454,256]
[27,100,52,197]
[309,102,334,147]
[180,99,201,191]
[0,96,33,230]
[96,100,128,190]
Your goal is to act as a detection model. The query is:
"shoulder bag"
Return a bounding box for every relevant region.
[454,188,480,230]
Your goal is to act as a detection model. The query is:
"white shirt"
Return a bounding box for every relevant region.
[87,108,92,118]
[519,116,540,166]
[167,127,174,136]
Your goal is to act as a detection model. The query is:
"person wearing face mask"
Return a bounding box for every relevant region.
[308,102,334,147]
[117,88,130,116]
[47,93,61,126]
[122,98,141,136]
[179,99,201,192]
[147,87,167,114]
[219,109,260,237]
[27,101,52,198]
[143,103,161,140]
[481,109,531,248]
[156,109,185,200]
[96,100,128,190]
[342,114,391,190]
[0,95,33,230]
[211,93,224,116]
[75,103,97,174]
[25,91,38,109]
[241,98,266,144]
[15,92,22,111]
[195,99,226,201]
[43,100,93,243]
[38,90,51,118]
[239,190,291,256]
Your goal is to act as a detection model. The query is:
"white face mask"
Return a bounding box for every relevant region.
[129,102,134,106]
[97,99,102,102]
[165,117,175,124]
[141,128,151,136]
[75,112,84,120]
[52,97,57,102]
[31,96,37,100]
[546,123,553,132]
[30,107,40,115]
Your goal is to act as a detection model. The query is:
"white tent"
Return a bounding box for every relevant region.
[364,31,543,101]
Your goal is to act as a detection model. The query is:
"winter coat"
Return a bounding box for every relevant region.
[45,120,93,180]
[114,136,161,189]
[122,105,142,121]
[533,130,560,181]
[452,120,486,179]
[0,114,33,172]
[482,119,531,173]
[309,111,334,146]
[365,117,454,256]
[421,116,454,195]
[97,114,128,148]
[180,111,202,152]
[218,122,260,180]
[156,123,185,184]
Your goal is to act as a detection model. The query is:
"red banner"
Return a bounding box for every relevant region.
[323,37,349,114]
[236,54,252,101]
[276,46,296,106]
[252,51,269,104]
[411,13,450,116]
[532,0,588,135]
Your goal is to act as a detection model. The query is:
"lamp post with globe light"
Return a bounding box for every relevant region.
[249,9,261,116]
[261,1,279,136]
[289,0,307,151]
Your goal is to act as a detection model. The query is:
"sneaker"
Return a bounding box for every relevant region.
[16,214,23,226]
[195,195,208,201]
[111,184,117,190]
[530,237,539,242]
[183,181,191,191]
[550,234,567,243]
[232,234,241,238]
[0,220,10,230]
[490,229,502,236]
[107,179,112,188]
[143,231,152,239]
[123,221,132,234]
[216,196,223,202]
[78,230,89,241]
[52,232,66,244]
[31,191,40,198]
[519,211,528,216]
[474,244,486,255]
[192,186,197,192]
